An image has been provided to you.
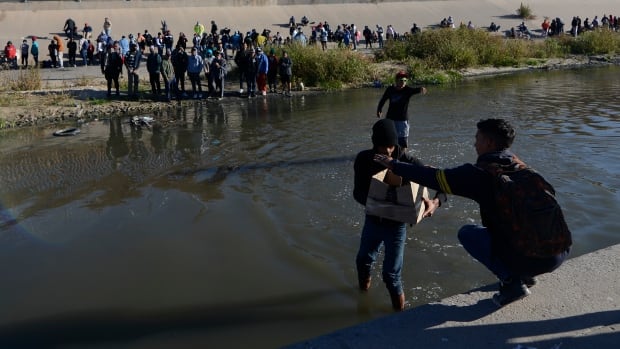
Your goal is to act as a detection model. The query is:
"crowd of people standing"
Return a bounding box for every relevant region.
[4,17,300,101]
[4,10,619,100]
[92,20,300,101]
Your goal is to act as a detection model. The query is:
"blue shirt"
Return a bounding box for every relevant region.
[119,38,130,55]
[187,53,204,73]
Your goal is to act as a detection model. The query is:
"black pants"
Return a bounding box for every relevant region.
[105,71,120,95]
[149,72,161,95]
[174,69,186,93]
[188,72,202,94]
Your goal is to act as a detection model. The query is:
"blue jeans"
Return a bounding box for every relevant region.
[356,215,407,296]
[393,120,409,148]
[458,224,511,281]
[163,78,175,101]
[127,72,139,97]
[457,224,569,281]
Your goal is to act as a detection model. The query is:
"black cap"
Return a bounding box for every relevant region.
[372,119,399,147]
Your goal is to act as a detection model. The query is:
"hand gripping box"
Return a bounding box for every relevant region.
[365,169,429,224]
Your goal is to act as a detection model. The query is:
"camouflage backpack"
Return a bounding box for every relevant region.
[479,156,572,257]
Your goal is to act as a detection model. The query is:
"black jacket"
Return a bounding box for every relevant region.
[353,146,423,206]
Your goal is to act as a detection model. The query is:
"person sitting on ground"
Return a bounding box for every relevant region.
[508,27,517,38]
[4,41,17,68]
[541,18,551,36]
[103,17,112,36]
[489,22,500,32]
[64,18,76,38]
[518,22,532,38]
[583,18,591,30]
[447,16,455,28]
[83,23,93,40]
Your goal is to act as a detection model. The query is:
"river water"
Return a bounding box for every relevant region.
[1,66,619,348]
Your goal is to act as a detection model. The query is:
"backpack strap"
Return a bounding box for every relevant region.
[478,154,527,176]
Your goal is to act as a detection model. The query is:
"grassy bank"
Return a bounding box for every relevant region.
[377,28,620,84]
[1,29,619,129]
[4,29,620,93]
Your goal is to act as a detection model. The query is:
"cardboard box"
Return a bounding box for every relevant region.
[365,169,429,224]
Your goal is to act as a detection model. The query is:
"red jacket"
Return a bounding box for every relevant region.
[5,44,17,59]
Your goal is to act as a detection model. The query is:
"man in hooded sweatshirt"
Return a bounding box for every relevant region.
[373,118,571,307]
[353,119,444,311]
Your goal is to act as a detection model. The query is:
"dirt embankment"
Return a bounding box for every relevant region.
[3,53,619,130]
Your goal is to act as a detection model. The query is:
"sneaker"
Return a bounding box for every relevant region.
[239,88,244,94]
[492,279,531,307]
[522,276,537,288]
[261,91,267,96]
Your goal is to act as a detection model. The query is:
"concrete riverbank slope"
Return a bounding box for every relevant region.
[284,244,620,348]
[1,0,617,49]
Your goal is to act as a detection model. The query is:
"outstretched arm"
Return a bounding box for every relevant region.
[376,88,390,118]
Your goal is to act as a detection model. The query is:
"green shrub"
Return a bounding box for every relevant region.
[568,29,620,54]
[379,27,620,72]
[541,38,568,57]
[274,44,374,89]
[402,58,462,85]
[517,3,535,20]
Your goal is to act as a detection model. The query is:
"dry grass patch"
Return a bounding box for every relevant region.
[0,68,42,91]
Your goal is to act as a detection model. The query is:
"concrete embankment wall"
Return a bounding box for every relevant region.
[1,0,408,6]
[285,244,620,349]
